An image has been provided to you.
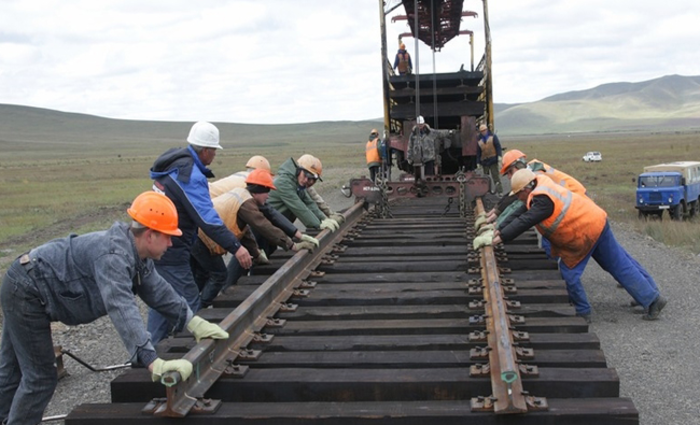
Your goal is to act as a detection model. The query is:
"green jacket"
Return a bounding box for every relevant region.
[268,158,327,228]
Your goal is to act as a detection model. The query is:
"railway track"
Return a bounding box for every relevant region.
[66,196,639,424]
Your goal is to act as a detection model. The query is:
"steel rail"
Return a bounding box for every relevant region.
[473,198,528,414]
[150,201,367,417]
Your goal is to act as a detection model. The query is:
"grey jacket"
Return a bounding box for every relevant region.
[27,222,192,365]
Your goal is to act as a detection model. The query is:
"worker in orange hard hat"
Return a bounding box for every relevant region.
[192,169,320,307]
[366,129,382,182]
[0,191,228,425]
[393,41,412,75]
[209,155,272,198]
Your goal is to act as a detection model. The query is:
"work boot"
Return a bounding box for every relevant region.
[629,299,640,307]
[576,312,592,324]
[642,296,667,321]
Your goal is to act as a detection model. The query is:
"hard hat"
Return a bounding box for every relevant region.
[245,169,276,190]
[187,121,223,150]
[297,154,323,181]
[127,191,182,236]
[479,123,488,132]
[509,168,537,196]
[416,115,425,125]
[500,149,527,175]
[400,43,406,50]
[245,155,271,172]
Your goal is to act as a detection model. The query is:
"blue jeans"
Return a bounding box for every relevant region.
[0,262,57,425]
[191,239,229,309]
[148,263,200,344]
[559,221,660,315]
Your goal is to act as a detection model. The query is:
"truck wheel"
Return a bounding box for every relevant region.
[638,211,648,220]
[670,204,682,220]
[691,200,700,218]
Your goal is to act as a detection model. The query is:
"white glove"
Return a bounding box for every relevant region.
[474,214,487,230]
[187,316,229,342]
[293,241,317,253]
[329,212,345,224]
[300,234,320,247]
[473,230,495,250]
[477,223,495,235]
[151,358,193,383]
[254,250,270,265]
[320,218,339,232]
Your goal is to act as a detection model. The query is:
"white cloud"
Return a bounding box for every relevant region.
[0,0,698,123]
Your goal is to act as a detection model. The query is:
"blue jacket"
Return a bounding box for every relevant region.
[26,222,191,366]
[150,146,241,265]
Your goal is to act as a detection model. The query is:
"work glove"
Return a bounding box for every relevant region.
[320,218,339,232]
[477,223,495,235]
[474,214,487,230]
[473,230,495,250]
[330,212,346,224]
[294,241,317,253]
[300,234,320,247]
[187,316,229,343]
[151,358,193,383]
[253,250,270,265]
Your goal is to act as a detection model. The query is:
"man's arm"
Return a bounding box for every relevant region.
[499,195,554,243]
[238,200,295,250]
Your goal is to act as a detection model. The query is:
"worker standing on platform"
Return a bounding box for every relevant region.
[393,42,412,75]
[366,129,382,183]
[477,123,503,195]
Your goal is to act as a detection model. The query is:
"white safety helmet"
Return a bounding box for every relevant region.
[416,115,425,125]
[187,121,223,149]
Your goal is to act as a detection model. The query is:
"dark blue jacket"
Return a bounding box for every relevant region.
[150,146,241,265]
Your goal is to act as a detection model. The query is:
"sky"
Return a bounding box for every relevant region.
[1,0,699,124]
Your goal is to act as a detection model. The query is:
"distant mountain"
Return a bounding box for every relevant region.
[494,74,700,135]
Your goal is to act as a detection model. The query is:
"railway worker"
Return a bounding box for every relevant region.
[193,169,319,307]
[487,168,667,323]
[486,149,587,227]
[148,121,252,344]
[297,155,346,226]
[477,123,504,196]
[407,116,453,177]
[268,155,340,232]
[393,42,412,75]
[0,192,229,425]
[209,155,272,198]
[366,129,382,183]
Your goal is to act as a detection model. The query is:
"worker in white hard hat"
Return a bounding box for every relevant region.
[148,121,252,344]
[209,155,272,198]
[477,168,667,323]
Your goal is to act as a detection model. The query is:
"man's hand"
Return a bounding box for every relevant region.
[187,316,229,342]
[473,230,495,250]
[253,250,270,265]
[300,234,320,247]
[477,223,495,235]
[234,246,252,269]
[474,214,487,230]
[150,358,193,383]
[330,212,345,224]
[293,241,317,253]
[320,218,339,232]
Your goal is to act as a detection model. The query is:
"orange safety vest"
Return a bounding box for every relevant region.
[397,52,410,73]
[209,170,250,198]
[366,138,381,165]
[479,135,497,160]
[529,159,587,196]
[198,188,252,256]
[527,175,606,268]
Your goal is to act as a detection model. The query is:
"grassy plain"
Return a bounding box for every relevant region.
[2,123,700,273]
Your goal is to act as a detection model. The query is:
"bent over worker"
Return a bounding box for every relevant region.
[193,169,319,307]
[209,155,271,198]
[268,156,339,232]
[297,154,345,226]
[0,192,228,425]
[486,169,667,322]
[148,121,251,343]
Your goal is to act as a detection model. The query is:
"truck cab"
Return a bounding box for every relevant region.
[635,161,700,220]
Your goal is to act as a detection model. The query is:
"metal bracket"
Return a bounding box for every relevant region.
[222,363,249,378]
[468,286,484,295]
[309,270,325,278]
[298,280,317,289]
[508,314,525,325]
[143,398,222,416]
[469,330,488,342]
[519,364,539,376]
[512,331,530,341]
[526,395,549,411]
[252,332,274,343]
[515,347,535,360]
[468,300,485,310]
[470,395,498,412]
[469,346,491,359]
[505,300,521,309]
[469,314,486,325]
[331,244,348,254]
[236,348,262,361]
[265,317,286,327]
[291,289,310,298]
[467,267,481,274]
[469,363,490,377]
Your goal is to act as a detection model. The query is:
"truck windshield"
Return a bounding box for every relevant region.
[639,175,679,188]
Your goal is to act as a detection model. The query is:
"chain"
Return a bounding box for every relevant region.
[375,177,393,218]
[456,169,467,218]
[442,197,453,216]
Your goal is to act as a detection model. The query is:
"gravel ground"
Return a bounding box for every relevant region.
[7,199,700,424]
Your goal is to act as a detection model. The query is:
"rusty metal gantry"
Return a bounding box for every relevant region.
[391,0,478,51]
